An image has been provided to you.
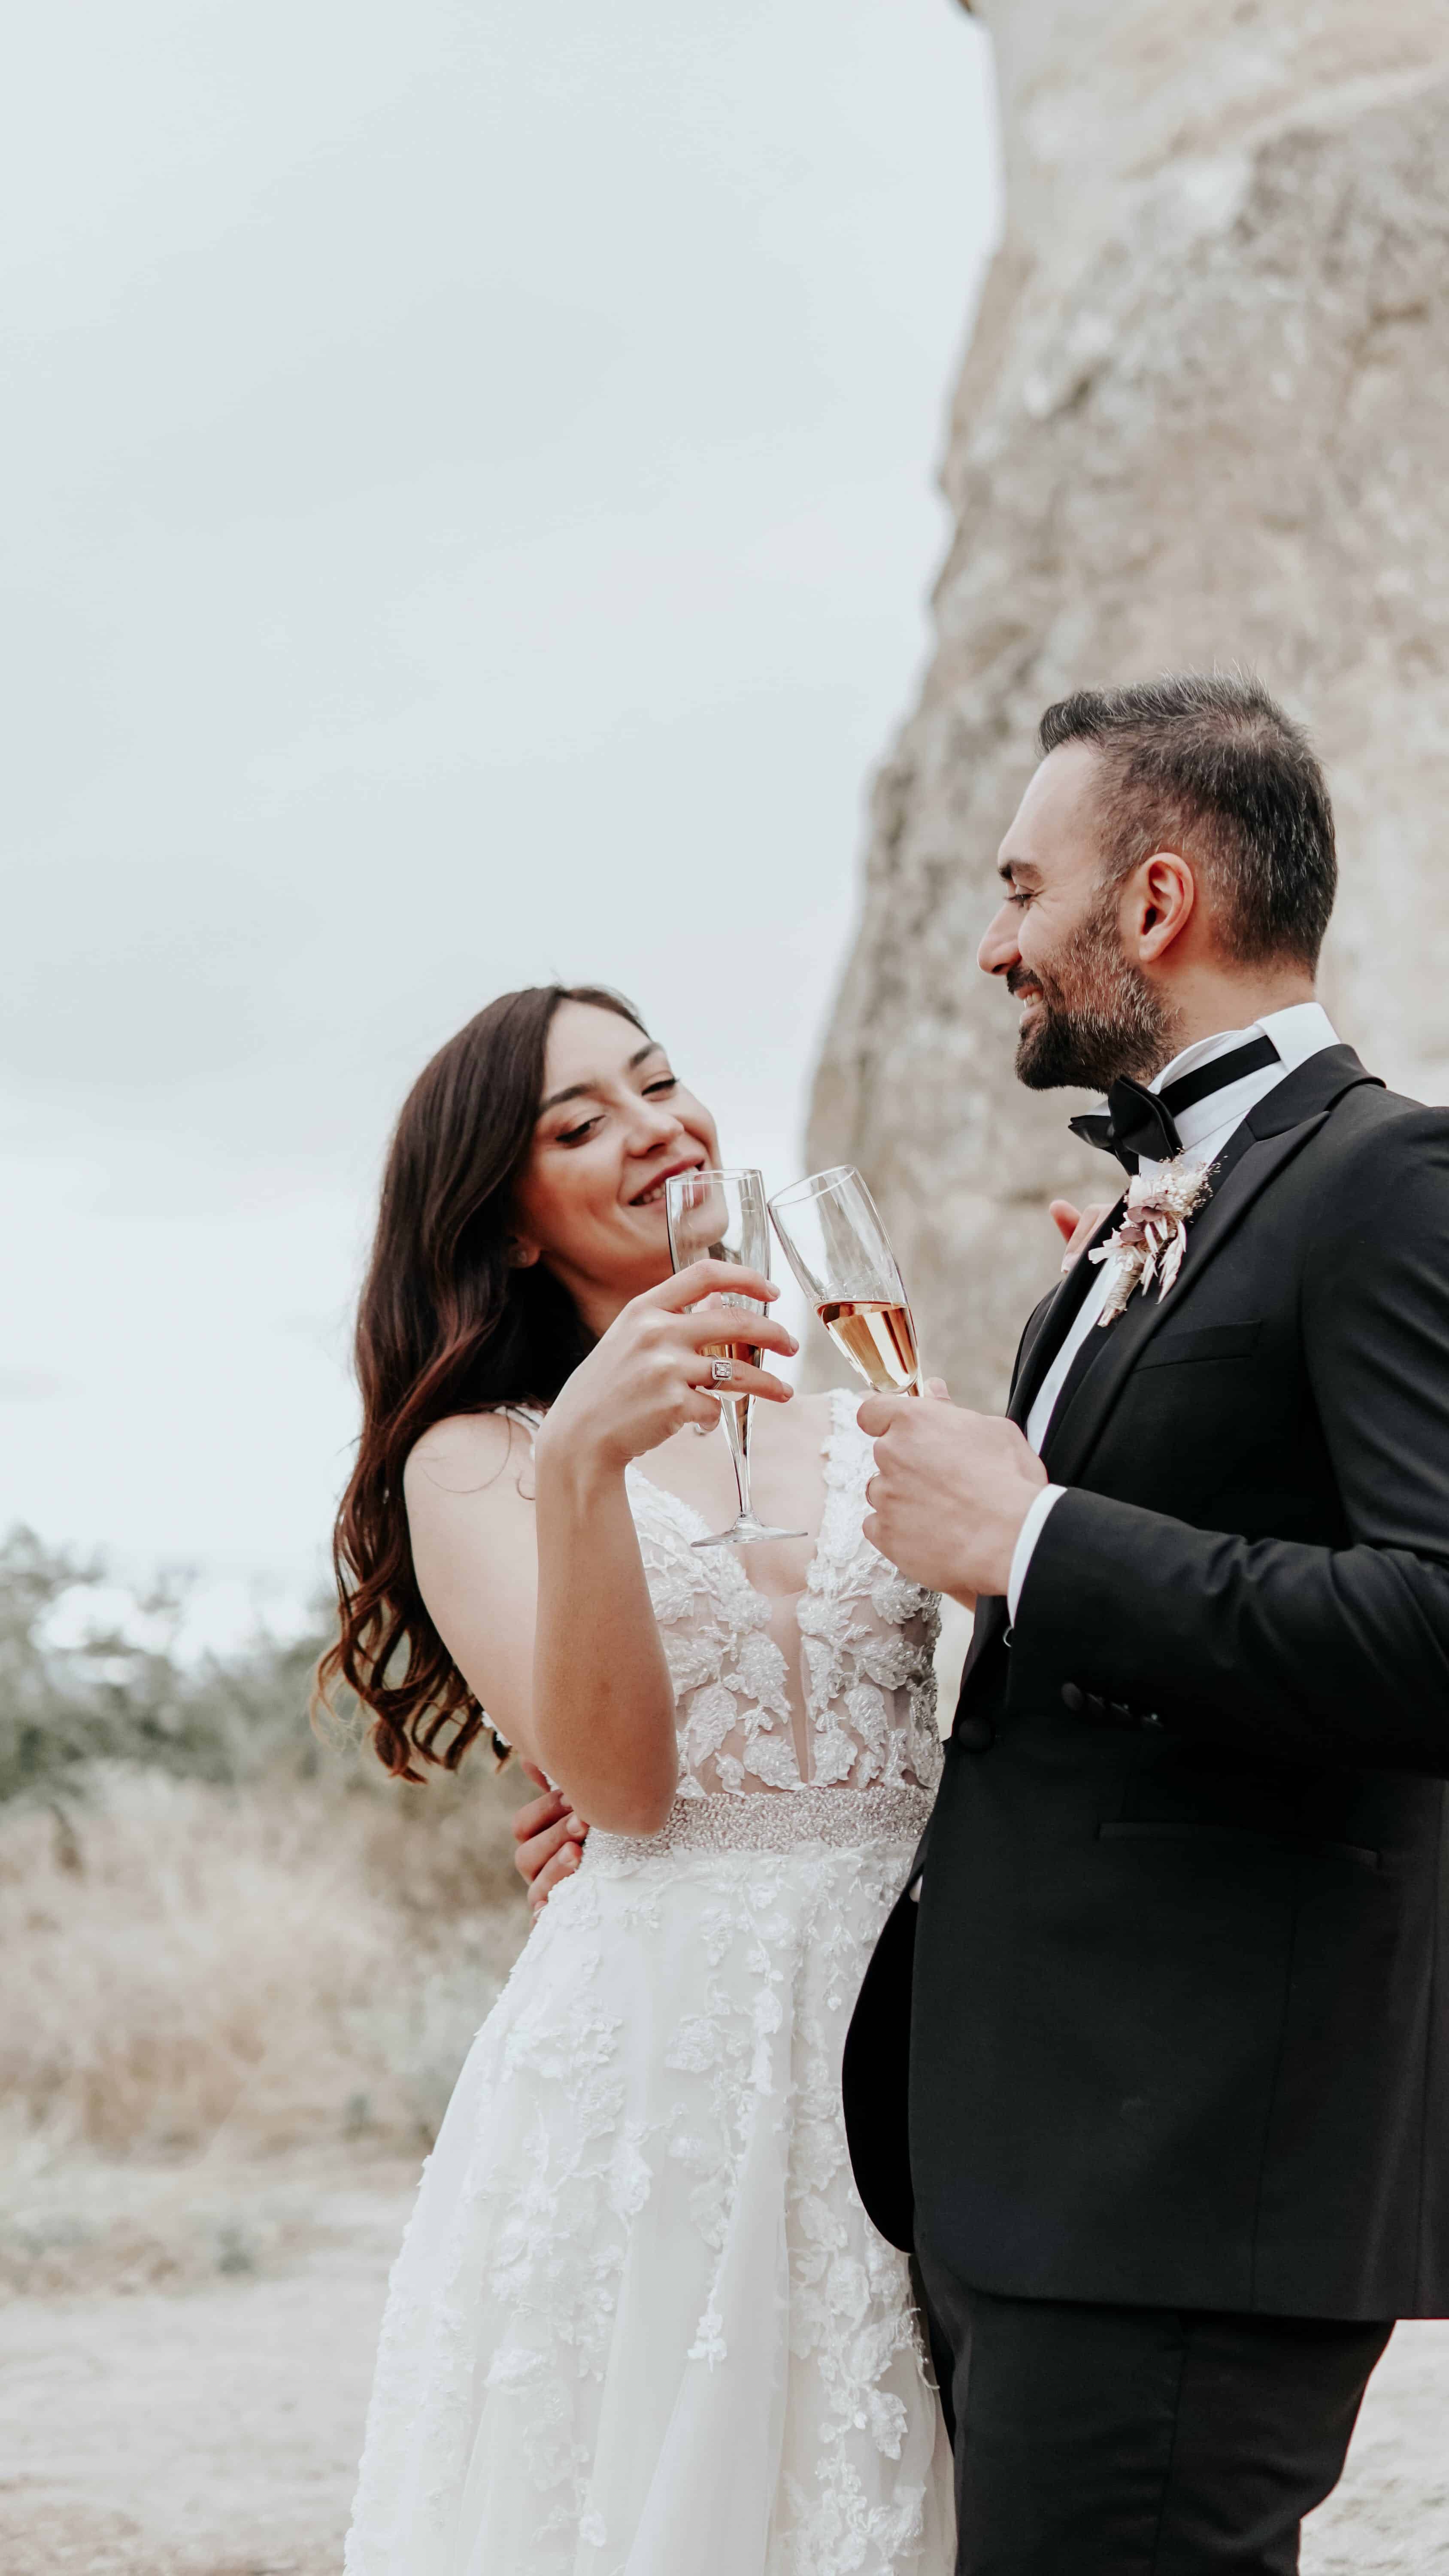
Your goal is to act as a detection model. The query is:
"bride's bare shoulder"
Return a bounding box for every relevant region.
[405,1408,538,1507]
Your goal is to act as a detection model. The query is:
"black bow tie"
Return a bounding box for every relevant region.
[1068,1033,1280,1173]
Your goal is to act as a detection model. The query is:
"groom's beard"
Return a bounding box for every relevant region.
[1012,891,1176,1093]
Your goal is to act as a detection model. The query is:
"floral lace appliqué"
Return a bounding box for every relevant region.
[627,1389,941,1804]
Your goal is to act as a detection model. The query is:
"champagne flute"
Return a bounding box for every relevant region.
[768,1165,922,1396]
[664,1167,805,1548]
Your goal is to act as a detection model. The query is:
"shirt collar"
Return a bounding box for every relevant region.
[1133,1000,1340,1166]
[1149,1000,1339,1096]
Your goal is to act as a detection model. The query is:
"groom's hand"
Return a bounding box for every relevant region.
[859,1386,1047,1603]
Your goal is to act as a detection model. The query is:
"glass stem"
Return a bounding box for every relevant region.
[719,1392,754,1525]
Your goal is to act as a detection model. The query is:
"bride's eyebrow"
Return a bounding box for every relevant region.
[537,1041,662,1117]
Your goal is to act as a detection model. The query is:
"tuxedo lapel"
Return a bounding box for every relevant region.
[1040,1047,1379,1492]
[1006,1197,1125,1431]
[1007,1289,1058,1416]
[953,1201,1125,1701]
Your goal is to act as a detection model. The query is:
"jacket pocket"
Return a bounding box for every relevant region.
[1135,1321,1263,1370]
[1098,1820,1379,1870]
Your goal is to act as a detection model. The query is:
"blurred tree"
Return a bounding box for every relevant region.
[0,1523,343,1814]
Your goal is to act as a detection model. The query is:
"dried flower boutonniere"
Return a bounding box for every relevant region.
[1089,1160,1214,1325]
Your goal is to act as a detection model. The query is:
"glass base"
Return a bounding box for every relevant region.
[691,1519,807,1549]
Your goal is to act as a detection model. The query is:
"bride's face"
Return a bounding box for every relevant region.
[510,1001,720,1320]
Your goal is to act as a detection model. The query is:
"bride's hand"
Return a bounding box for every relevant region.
[1050,1197,1114,1273]
[539,1259,797,1475]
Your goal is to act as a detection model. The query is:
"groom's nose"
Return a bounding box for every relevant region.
[977,901,1020,978]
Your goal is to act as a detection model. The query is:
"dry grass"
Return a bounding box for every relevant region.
[0,1759,531,2287]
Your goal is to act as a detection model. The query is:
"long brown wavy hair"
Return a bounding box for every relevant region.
[319,983,647,1781]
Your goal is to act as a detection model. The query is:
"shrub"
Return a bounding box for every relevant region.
[0,1524,530,2166]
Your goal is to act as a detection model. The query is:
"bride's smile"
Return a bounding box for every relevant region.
[509,1003,718,1329]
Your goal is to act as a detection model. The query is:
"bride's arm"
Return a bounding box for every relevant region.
[405,1261,796,1837]
[406,1410,676,1836]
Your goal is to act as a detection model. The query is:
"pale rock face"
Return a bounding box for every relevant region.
[806,0,1449,1410]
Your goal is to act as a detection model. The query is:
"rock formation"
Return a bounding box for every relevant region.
[807,0,1449,1407]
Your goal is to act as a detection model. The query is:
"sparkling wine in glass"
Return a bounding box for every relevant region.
[664,1167,804,1548]
[768,1166,922,1396]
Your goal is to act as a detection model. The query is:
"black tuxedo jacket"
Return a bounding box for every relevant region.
[843,1046,1449,2321]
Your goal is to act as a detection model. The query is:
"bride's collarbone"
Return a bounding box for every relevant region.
[638,1389,836,1575]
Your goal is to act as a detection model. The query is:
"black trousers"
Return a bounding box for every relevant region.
[913,2250,1392,2575]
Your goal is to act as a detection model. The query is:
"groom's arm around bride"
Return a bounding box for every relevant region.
[846,671,1449,2575]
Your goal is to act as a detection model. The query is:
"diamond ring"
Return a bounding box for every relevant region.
[709,1357,734,1386]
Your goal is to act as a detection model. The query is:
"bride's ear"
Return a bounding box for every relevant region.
[504,1236,540,1270]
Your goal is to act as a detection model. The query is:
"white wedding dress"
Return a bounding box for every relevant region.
[345,1388,955,2576]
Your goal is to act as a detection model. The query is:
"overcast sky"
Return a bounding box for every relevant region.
[1,0,998,1642]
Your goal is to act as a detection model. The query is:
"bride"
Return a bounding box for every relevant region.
[331,980,957,2575]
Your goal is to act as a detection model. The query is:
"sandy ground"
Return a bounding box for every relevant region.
[0,2164,1446,2574]
[0,2166,413,2576]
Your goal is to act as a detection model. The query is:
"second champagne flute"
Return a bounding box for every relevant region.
[768,1165,922,1396]
[664,1166,804,1548]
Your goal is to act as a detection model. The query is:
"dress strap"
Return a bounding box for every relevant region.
[493,1402,546,1446]
[825,1381,868,1464]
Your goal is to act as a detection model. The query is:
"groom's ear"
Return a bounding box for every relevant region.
[1126,850,1195,963]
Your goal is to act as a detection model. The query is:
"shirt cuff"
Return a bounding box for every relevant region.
[1007,1484,1067,1622]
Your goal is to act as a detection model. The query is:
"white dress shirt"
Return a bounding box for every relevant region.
[1005,1001,1340,1620]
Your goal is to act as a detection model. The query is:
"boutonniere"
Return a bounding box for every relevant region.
[1089,1160,1214,1325]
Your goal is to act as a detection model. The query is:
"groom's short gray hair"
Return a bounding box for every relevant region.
[1037,671,1337,970]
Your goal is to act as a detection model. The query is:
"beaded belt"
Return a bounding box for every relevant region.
[585,1783,933,1867]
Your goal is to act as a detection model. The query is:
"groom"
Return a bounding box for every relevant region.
[845,671,1449,2570]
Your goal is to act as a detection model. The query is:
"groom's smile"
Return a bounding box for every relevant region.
[980,739,1175,1094]
[1006,964,1045,1024]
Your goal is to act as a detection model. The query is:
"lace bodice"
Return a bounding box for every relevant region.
[349,1390,953,2576]
[504,1388,941,1801]
[623,1386,941,1801]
